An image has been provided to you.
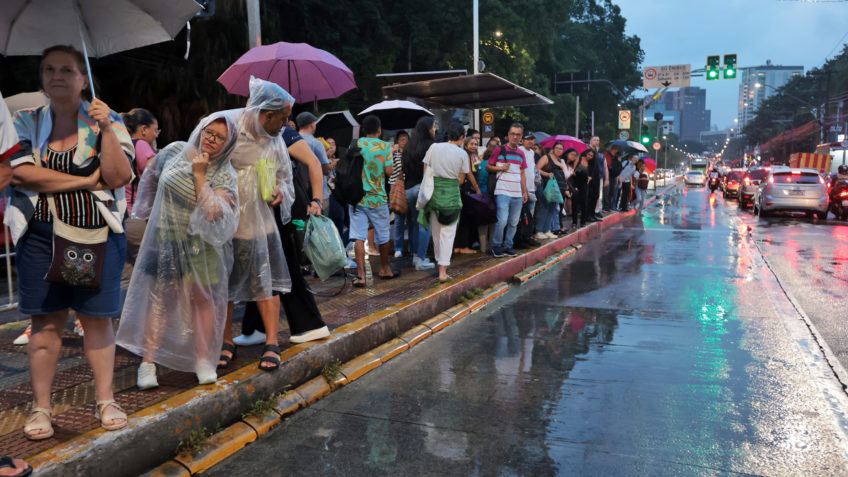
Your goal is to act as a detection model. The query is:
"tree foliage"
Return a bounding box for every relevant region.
[0,0,643,143]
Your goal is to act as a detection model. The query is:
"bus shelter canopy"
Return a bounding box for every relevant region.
[381,72,553,109]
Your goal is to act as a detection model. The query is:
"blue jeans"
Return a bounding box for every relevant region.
[611,179,621,210]
[394,184,431,258]
[534,188,556,233]
[492,195,523,250]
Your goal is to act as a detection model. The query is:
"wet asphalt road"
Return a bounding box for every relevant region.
[208,185,848,476]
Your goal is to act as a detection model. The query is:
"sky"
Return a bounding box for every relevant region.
[614,0,848,131]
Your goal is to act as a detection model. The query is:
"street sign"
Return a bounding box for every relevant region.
[618,110,631,129]
[643,64,691,89]
[842,139,848,149]
[652,141,662,151]
[619,130,630,141]
[482,111,495,125]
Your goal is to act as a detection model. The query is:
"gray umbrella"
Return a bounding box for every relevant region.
[0,0,202,96]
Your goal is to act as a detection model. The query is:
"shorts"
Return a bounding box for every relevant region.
[349,204,390,245]
[17,220,126,318]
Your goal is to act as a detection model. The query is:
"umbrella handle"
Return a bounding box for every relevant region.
[74,5,96,99]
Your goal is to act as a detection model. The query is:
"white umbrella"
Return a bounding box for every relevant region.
[357,100,433,130]
[3,91,48,113]
[0,0,202,96]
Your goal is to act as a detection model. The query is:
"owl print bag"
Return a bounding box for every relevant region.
[43,195,109,289]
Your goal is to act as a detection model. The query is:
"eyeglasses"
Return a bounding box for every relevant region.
[202,129,227,144]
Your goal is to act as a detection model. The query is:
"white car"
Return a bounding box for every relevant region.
[753,167,828,219]
[684,171,705,186]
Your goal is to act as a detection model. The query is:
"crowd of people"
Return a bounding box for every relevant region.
[0,45,653,449]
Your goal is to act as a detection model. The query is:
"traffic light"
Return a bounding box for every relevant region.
[641,134,651,144]
[706,55,720,80]
[723,54,737,79]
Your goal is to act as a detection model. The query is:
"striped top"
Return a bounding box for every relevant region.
[389,150,403,185]
[32,146,105,228]
[487,144,527,198]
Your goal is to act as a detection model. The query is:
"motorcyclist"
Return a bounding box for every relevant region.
[829,165,848,220]
[708,165,721,191]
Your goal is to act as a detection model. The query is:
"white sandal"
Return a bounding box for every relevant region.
[23,407,53,440]
[95,400,127,431]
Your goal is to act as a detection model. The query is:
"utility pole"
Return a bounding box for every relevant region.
[575,96,580,137]
[246,0,261,48]
[473,0,479,131]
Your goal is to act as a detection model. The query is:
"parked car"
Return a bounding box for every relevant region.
[722,169,746,198]
[753,167,828,219]
[684,170,705,186]
[738,167,770,208]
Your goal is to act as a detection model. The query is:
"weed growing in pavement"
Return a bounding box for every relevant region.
[241,387,291,419]
[456,288,485,305]
[176,423,220,456]
[321,359,342,382]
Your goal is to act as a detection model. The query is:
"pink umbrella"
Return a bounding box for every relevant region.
[538,135,588,153]
[217,41,356,103]
[640,156,658,173]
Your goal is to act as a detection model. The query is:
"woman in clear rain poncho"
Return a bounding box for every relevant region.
[116,111,239,386]
[219,77,295,372]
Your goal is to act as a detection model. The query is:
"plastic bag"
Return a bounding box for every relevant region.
[256,157,277,201]
[302,214,347,281]
[544,177,564,204]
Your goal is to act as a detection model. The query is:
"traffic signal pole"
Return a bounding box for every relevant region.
[638,87,668,146]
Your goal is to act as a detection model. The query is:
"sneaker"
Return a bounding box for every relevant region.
[502,248,517,257]
[491,247,504,258]
[394,250,403,258]
[289,326,330,344]
[196,365,217,385]
[73,318,84,337]
[532,232,548,241]
[233,331,266,346]
[137,362,159,390]
[13,324,32,345]
[414,256,435,270]
[544,231,558,239]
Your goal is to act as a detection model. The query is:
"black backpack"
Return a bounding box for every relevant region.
[638,172,649,190]
[608,153,622,178]
[486,145,509,196]
[513,203,536,249]
[330,139,365,209]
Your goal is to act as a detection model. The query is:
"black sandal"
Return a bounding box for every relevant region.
[259,344,281,372]
[217,342,237,370]
[0,455,32,477]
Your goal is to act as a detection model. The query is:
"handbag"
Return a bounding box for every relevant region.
[303,215,348,281]
[389,170,408,214]
[416,159,435,210]
[43,195,109,289]
[460,192,497,227]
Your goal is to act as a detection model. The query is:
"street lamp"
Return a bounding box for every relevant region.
[494,30,503,38]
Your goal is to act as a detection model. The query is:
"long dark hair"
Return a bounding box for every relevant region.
[405,116,436,161]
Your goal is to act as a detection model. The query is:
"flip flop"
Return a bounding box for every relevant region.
[0,455,32,477]
[378,270,401,280]
[352,277,366,288]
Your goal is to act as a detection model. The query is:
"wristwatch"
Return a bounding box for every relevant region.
[311,198,322,208]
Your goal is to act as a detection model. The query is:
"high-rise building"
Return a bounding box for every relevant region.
[737,60,803,129]
[660,87,711,143]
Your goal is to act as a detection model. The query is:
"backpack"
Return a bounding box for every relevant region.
[486,145,509,196]
[330,139,366,209]
[513,203,536,249]
[638,172,649,190]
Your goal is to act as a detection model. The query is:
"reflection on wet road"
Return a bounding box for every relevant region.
[209,186,848,476]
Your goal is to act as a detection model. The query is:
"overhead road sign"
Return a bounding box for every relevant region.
[643,64,691,89]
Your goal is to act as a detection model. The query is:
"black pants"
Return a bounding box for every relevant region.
[241,218,327,337]
[619,183,631,210]
[572,182,589,225]
[588,178,601,215]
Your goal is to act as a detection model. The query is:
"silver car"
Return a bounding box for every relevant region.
[684,170,705,186]
[753,167,828,219]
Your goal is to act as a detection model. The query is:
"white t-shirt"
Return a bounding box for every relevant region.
[423,142,470,179]
[0,92,20,159]
[519,146,536,193]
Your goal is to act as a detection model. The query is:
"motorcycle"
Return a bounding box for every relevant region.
[829,179,848,221]
[708,171,720,192]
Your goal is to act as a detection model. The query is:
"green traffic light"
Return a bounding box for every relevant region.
[723,67,736,79]
[641,135,650,144]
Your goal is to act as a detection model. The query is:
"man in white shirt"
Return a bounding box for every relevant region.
[519,132,538,216]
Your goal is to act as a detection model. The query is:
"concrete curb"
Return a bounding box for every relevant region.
[29,180,681,477]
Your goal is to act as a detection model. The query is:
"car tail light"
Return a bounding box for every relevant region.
[769,176,774,184]
[840,191,848,197]
[744,177,750,185]
[819,175,825,184]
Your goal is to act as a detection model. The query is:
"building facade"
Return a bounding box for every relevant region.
[737,60,803,129]
[660,87,711,143]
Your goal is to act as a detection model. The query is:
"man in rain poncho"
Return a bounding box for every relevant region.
[220,77,296,371]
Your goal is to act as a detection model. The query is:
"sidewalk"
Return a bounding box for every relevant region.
[3,181,678,476]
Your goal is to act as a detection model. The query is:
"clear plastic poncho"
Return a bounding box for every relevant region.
[116,112,240,376]
[225,77,296,301]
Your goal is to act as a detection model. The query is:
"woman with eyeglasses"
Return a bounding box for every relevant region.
[116,112,240,389]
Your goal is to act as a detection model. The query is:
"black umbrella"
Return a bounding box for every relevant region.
[357,100,433,130]
[316,110,360,148]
